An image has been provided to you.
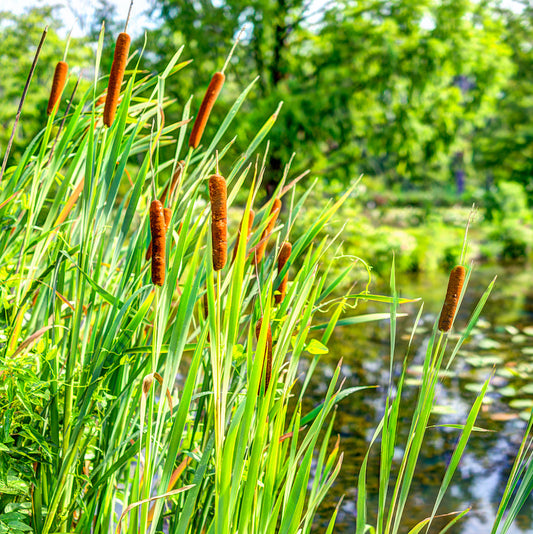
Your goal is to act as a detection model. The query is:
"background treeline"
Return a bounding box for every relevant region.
[1,0,532,211]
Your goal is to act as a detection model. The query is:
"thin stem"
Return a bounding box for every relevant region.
[0,26,48,185]
[124,0,134,33]
[221,25,246,74]
[460,203,476,266]
[63,27,73,62]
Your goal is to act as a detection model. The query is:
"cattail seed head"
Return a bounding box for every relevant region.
[189,72,225,149]
[104,32,131,128]
[438,265,466,332]
[255,318,273,390]
[232,208,255,262]
[275,241,292,304]
[209,174,227,271]
[146,207,172,261]
[150,200,166,286]
[47,61,68,115]
[255,198,282,265]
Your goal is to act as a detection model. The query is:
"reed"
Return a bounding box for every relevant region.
[208,173,227,271]
[255,317,272,390]
[47,61,68,115]
[149,200,166,286]
[189,72,225,149]
[232,208,255,262]
[275,241,292,304]
[103,32,131,127]
[438,265,466,332]
[255,198,281,265]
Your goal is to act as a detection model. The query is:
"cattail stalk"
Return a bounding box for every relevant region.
[255,198,282,265]
[255,318,272,390]
[209,174,227,271]
[275,241,292,304]
[0,27,47,185]
[103,32,131,127]
[47,61,68,115]
[150,200,166,286]
[189,72,225,149]
[438,265,466,332]
[232,209,255,262]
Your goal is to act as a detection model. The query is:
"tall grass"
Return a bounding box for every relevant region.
[0,24,532,534]
[0,26,382,534]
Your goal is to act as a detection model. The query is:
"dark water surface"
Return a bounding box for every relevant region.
[307,264,533,533]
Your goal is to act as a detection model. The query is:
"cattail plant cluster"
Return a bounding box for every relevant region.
[438,265,466,332]
[208,174,228,271]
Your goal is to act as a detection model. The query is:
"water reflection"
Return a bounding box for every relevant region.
[308,264,533,533]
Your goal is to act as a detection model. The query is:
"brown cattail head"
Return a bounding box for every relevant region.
[255,318,273,390]
[255,198,282,265]
[146,207,172,261]
[47,61,68,115]
[209,174,227,271]
[438,265,466,332]
[160,161,185,206]
[96,93,106,106]
[150,200,166,286]
[103,32,131,128]
[275,241,292,304]
[232,208,255,262]
[189,72,225,149]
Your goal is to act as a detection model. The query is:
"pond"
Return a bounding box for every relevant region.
[307,263,533,533]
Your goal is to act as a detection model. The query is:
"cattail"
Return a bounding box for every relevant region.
[189,72,225,149]
[232,209,255,262]
[275,241,292,304]
[96,93,106,106]
[255,198,282,265]
[255,318,272,390]
[47,61,68,115]
[103,32,131,128]
[150,200,166,286]
[209,174,227,271]
[438,265,466,332]
[146,207,172,261]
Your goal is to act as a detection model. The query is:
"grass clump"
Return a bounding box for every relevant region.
[0,23,372,534]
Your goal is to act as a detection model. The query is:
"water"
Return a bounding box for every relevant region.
[307,264,533,533]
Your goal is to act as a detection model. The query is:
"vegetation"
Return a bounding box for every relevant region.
[0,3,532,534]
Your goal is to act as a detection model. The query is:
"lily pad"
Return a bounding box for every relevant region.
[478,338,502,350]
[431,405,457,415]
[523,326,533,336]
[509,399,533,410]
[498,386,517,397]
[465,354,502,368]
